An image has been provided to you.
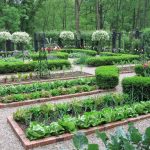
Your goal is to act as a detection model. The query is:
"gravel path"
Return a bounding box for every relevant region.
[0,65,137,150]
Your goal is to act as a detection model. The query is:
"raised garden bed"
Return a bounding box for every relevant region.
[8,94,150,149]
[0,89,112,108]
[1,71,94,85]
[0,77,116,108]
[8,113,150,149]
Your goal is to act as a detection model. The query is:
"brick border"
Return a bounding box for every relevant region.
[1,74,94,86]
[0,89,115,109]
[7,113,150,150]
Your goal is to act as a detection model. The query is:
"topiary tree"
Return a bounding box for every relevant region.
[0,31,12,57]
[12,32,31,61]
[92,30,109,54]
[59,31,74,48]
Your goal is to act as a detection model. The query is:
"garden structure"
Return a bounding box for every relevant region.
[1,1,150,150]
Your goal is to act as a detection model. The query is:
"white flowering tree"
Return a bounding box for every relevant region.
[92,30,109,53]
[59,31,74,47]
[0,32,12,57]
[12,32,31,61]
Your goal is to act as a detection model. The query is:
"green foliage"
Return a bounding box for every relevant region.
[0,77,95,96]
[95,66,119,89]
[122,76,150,101]
[0,5,20,32]
[0,59,71,74]
[135,64,150,76]
[86,54,139,67]
[73,124,150,150]
[143,28,150,56]
[0,78,96,103]
[30,52,69,61]
[13,94,129,124]
[61,49,97,56]
[24,100,150,140]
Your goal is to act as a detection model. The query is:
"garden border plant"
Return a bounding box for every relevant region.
[0,59,71,74]
[61,49,97,56]
[95,65,119,89]
[122,63,150,101]
[86,54,139,67]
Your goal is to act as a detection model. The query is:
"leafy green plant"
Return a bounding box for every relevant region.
[20,100,150,140]
[73,123,150,150]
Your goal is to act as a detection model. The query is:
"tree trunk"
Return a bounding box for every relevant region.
[96,0,100,30]
[75,0,83,48]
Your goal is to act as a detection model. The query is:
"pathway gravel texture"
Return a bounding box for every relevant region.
[0,64,140,150]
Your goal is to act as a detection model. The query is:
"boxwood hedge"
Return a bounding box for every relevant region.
[87,54,139,67]
[31,52,69,61]
[0,60,71,74]
[95,66,119,89]
[122,76,150,101]
[61,49,97,56]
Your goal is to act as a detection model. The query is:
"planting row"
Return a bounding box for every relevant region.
[0,78,96,103]
[0,77,96,97]
[13,94,150,141]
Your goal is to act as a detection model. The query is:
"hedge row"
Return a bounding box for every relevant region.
[30,52,69,61]
[95,66,119,89]
[87,54,139,67]
[135,64,150,76]
[122,76,150,101]
[100,52,122,56]
[0,60,71,74]
[61,49,97,56]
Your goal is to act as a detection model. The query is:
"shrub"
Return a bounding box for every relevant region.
[122,76,150,101]
[31,52,69,61]
[135,64,150,76]
[87,54,139,67]
[95,66,119,89]
[92,30,109,42]
[61,49,97,56]
[59,31,74,40]
[0,60,71,74]
[100,52,122,56]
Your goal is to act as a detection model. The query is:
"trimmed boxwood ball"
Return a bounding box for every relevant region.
[87,54,139,67]
[95,66,119,89]
[122,76,150,101]
[61,49,97,56]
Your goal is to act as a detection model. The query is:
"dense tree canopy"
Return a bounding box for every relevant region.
[0,0,150,33]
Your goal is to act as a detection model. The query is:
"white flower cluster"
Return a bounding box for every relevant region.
[60,31,74,40]
[0,32,12,41]
[92,30,109,42]
[12,32,31,44]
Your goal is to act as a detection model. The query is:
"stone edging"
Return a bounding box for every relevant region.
[0,89,114,109]
[7,113,150,150]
